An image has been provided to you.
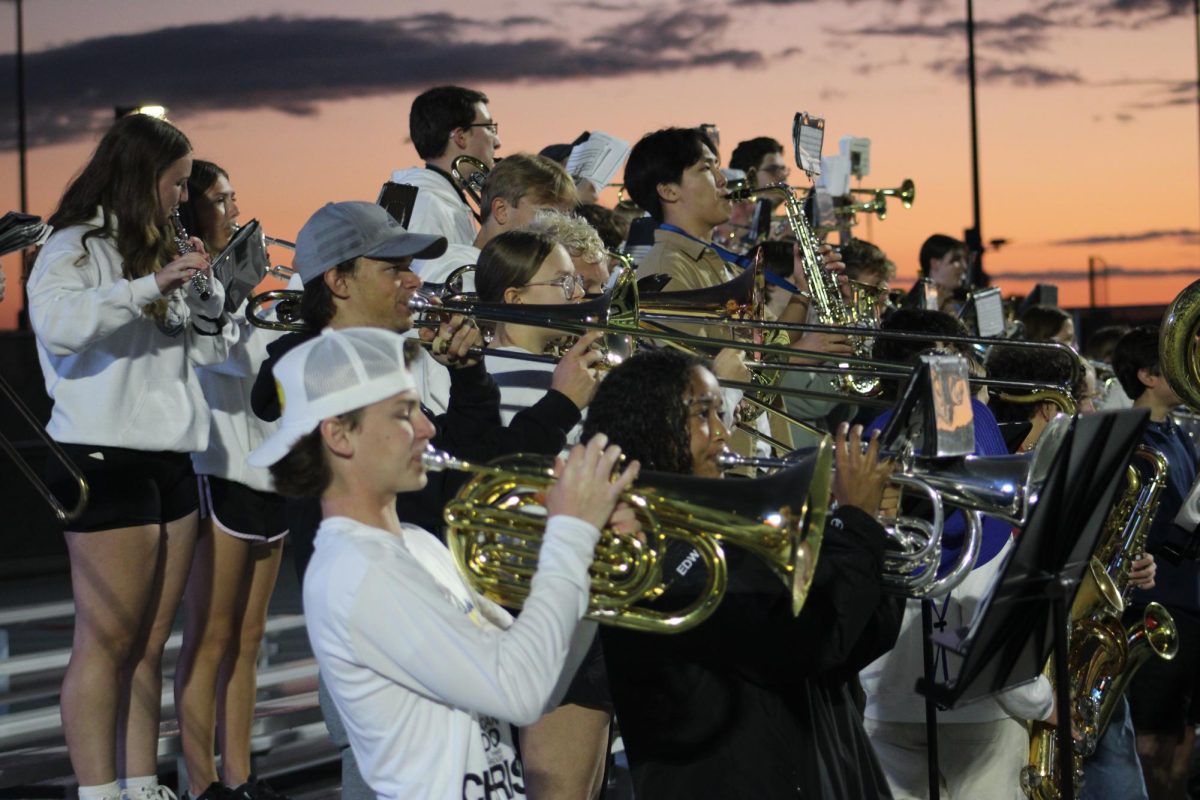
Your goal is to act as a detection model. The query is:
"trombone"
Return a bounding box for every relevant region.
[0,374,89,523]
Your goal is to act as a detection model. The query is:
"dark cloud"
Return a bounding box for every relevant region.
[0,12,762,151]
[1097,0,1192,17]
[928,57,1082,87]
[834,12,1056,54]
[778,46,805,58]
[501,15,551,26]
[562,0,648,10]
[1050,229,1200,246]
[989,265,1200,281]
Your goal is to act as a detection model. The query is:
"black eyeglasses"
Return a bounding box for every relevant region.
[463,122,499,135]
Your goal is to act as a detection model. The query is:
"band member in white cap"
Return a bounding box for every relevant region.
[247,326,639,800]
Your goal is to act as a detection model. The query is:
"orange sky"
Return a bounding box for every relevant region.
[1,0,1197,330]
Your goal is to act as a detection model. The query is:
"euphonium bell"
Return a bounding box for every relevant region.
[1159,277,1200,410]
[425,437,832,633]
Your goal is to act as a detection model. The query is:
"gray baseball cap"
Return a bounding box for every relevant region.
[292,201,448,285]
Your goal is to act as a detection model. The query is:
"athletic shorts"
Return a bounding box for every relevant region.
[1126,604,1200,735]
[560,631,613,713]
[45,443,198,532]
[198,475,288,543]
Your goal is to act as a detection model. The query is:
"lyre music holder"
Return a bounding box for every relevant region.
[916,408,1149,800]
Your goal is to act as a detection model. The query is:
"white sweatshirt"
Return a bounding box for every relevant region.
[190,299,283,491]
[390,166,477,247]
[303,514,599,800]
[26,216,230,452]
[860,539,1054,724]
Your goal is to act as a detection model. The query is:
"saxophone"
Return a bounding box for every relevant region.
[1022,446,1177,799]
[724,182,879,396]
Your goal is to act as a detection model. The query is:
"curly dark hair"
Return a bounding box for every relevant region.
[985,344,1080,423]
[582,349,703,474]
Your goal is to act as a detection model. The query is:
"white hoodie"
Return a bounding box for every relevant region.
[27,215,230,452]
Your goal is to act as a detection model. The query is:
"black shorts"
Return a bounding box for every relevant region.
[1127,604,1200,735]
[45,443,198,532]
[560,630,613,713]
[198,475,288,543]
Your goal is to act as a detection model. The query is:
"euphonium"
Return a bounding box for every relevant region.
[424,438,832,633]
[450,155,490,219]
[1160,278,1200,410]
[725,183,879,396]
[1023,447,1177,799]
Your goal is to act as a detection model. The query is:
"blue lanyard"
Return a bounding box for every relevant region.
[657,224,802,294]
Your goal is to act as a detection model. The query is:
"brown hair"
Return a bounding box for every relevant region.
[48,114,192,322]
[475,230,560,304]
[479,153,576,223]
[269,409,364,497]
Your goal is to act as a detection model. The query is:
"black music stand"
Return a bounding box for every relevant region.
[915,408,1149,800]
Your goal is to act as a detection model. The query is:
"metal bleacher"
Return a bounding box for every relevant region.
[0,561,337,798]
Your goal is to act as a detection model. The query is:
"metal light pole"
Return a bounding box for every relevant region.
[965,0,984,285]
[10,0,26,214]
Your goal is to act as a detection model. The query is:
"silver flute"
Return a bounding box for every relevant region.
[172,209,212,301]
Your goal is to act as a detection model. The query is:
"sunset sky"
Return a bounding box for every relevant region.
[0,0,1197,331]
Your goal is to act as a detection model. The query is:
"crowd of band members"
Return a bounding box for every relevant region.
[15,82,1200,800]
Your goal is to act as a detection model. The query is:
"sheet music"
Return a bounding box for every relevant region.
[566,131,630,193]
[972,288,1005,337]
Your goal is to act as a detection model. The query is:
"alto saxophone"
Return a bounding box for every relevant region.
[725,182,879,397]
[1022,446,1177,799]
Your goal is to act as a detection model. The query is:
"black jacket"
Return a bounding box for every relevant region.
[601,504,901,800]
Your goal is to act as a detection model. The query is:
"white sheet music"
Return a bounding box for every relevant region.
[566,132,630,193]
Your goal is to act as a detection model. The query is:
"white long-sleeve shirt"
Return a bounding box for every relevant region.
[390,166,477,247]
[27,216,230,452]
[303,514,599,800]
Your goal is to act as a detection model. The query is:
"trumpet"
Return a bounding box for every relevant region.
[834,193,888,222]
[850,178,916,209]
[422,439,832,632]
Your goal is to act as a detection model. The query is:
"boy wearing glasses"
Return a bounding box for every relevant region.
[391,85,502,246]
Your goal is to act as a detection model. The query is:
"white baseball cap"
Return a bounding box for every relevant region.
[247,327,416,468]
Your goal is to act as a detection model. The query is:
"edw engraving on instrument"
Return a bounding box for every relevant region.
[675,548,702,577]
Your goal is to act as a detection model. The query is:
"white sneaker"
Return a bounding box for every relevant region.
[123,785,178,800]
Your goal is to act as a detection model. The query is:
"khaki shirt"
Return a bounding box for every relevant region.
[636,228,738,292]
[635,227,795,455]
